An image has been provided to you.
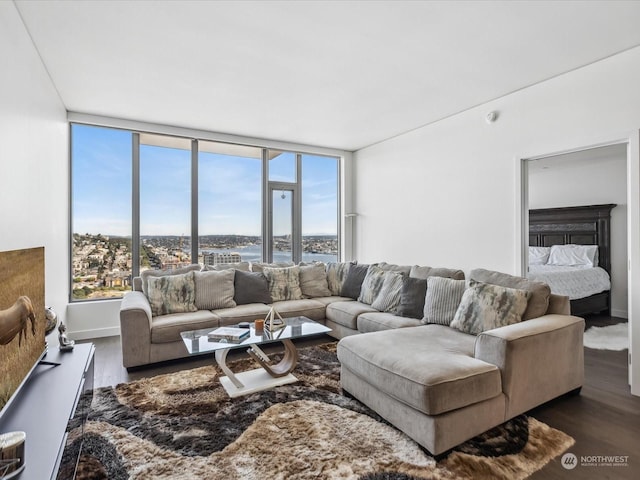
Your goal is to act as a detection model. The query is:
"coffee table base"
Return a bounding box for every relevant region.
[219,369,298,398]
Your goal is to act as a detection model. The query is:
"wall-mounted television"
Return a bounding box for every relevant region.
[0,247,46,421]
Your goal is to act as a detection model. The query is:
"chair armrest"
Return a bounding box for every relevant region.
[474,314,584,419]
[119,291,153,368]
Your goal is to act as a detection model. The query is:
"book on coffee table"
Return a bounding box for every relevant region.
[208,327,250,343]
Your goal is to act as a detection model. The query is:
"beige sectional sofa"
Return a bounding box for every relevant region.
[119,260,584,457]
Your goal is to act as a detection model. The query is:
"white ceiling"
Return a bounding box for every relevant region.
[14,0,640,151]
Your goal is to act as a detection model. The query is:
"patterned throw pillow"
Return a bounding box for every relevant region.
[194,270,236,310]
[262,266,303,302]
[299,263,331,298]
[371,271,404,312]
[395,276,427,319]
[450,281,530,335]
[358,265,387,305]
[140,264,201,296]
[422,276,467,325]
[326,262,353,296]
[250,261,295,273]
[146,271,197,317]
[202,262,251,272]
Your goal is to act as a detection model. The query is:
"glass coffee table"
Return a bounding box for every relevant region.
[180,316,331,398]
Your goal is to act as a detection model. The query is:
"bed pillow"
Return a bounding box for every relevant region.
[450,281,530,335]
[147,271,197,316]
[194,270,236,310]
[341,263,370,299]
[371,271,404,312]
[422,276,466,325]
[547,244,597,267]
[262,266,303,301]
[395,276,427,319]
[233,270,272,305]
[299,263,332,298]
[528,246,551,266]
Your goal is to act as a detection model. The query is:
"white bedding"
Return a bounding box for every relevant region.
[528,265,611,300]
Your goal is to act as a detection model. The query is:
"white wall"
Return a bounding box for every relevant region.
[0,3,68,324]
[353,45,640,394]
[528,147,628,317]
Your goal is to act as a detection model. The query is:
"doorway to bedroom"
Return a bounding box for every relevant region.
[520,141,634,391]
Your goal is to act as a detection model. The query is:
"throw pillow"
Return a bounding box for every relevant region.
[250,261,294,273]
[340,263,370,299]
[140,264,201,296]
[326,261,353,296]
[358,265,387,305]
[146,271,197,316]
[299,263,332,298]
[194,270,236,310]
[203,261,251,272]
[263,266,303,302]
[395,276,427,319]
[422,276,466,325]
[409,265,465,280]
[371,271,404,312]
[233,270,272,305]
[450,281,530,335]
[469,268,550,320]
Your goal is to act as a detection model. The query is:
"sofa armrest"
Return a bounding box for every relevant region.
[547,294,570,315]
[119,291,153,368]
[474,314,584,419]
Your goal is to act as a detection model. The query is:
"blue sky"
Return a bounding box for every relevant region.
[72,124,338,237]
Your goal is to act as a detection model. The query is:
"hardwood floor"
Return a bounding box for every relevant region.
[78,316,639,479]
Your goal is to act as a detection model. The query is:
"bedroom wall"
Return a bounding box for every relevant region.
[0,3,69,326]
[528,146,628,317]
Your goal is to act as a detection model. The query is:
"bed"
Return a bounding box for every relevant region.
[528,204,616,316]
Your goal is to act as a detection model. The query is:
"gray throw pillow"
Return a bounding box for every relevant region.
[299,263,332,298]
[422,276,466,325]
[450,281,530,335]
[194,270,236,310]
[233,270,272,305]
[358,265,387,305]
[326,262,353,296]
[263,266,303,301]
[469,268,550,320]
[140,264,201,296]
[371,271,404,312]
[147,271,197,316]
[341,263,370,299]
[395,276,427,319]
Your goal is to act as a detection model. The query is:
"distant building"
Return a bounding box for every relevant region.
[203,252,242,267]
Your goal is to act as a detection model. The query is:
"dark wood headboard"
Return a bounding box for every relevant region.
[529,204,616,275]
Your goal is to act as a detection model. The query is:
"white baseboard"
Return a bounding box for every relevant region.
[611,308,628,319]
[69,326,120,341]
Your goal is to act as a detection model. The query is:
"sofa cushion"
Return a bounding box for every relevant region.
[233,270,272,305]
[151,310,220,344]
[270,299,326,321]
[469,268,550,320]
[326,301,378,330]
[341,263,370,299]
[263,266,303,301]
[358,265,387,305]
[147,271,198,317]
[203,261,251,272]
[311,295,354,306]
[140,264,201,296]
[377,262,412,275]
[337,325,502,415]
[371,271,404,312]
[299,263,332,298]
[357,312,422,334]
[326,262,353,296]
[423,276,466,325]
[450,281,530,335]
[409,265,465,281]
[214,303,272,325]
[395,276,427,319]
[194,270,236,310]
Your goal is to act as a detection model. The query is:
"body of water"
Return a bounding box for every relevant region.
[202,244,337,264]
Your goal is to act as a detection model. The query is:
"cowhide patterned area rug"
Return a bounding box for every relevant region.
[59,343,574,480]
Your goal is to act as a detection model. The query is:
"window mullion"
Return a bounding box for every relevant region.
[132,133,140,278]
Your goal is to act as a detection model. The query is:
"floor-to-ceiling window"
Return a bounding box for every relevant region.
[70,123,341,301]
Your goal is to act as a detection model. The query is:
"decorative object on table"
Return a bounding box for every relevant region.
[44,306,58,335]
[0,431,26,479]
[265,306,285,332]
[254,318,265,335]
[208,327,250,343]
[238,322,250,329]
[57,322,75,351]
